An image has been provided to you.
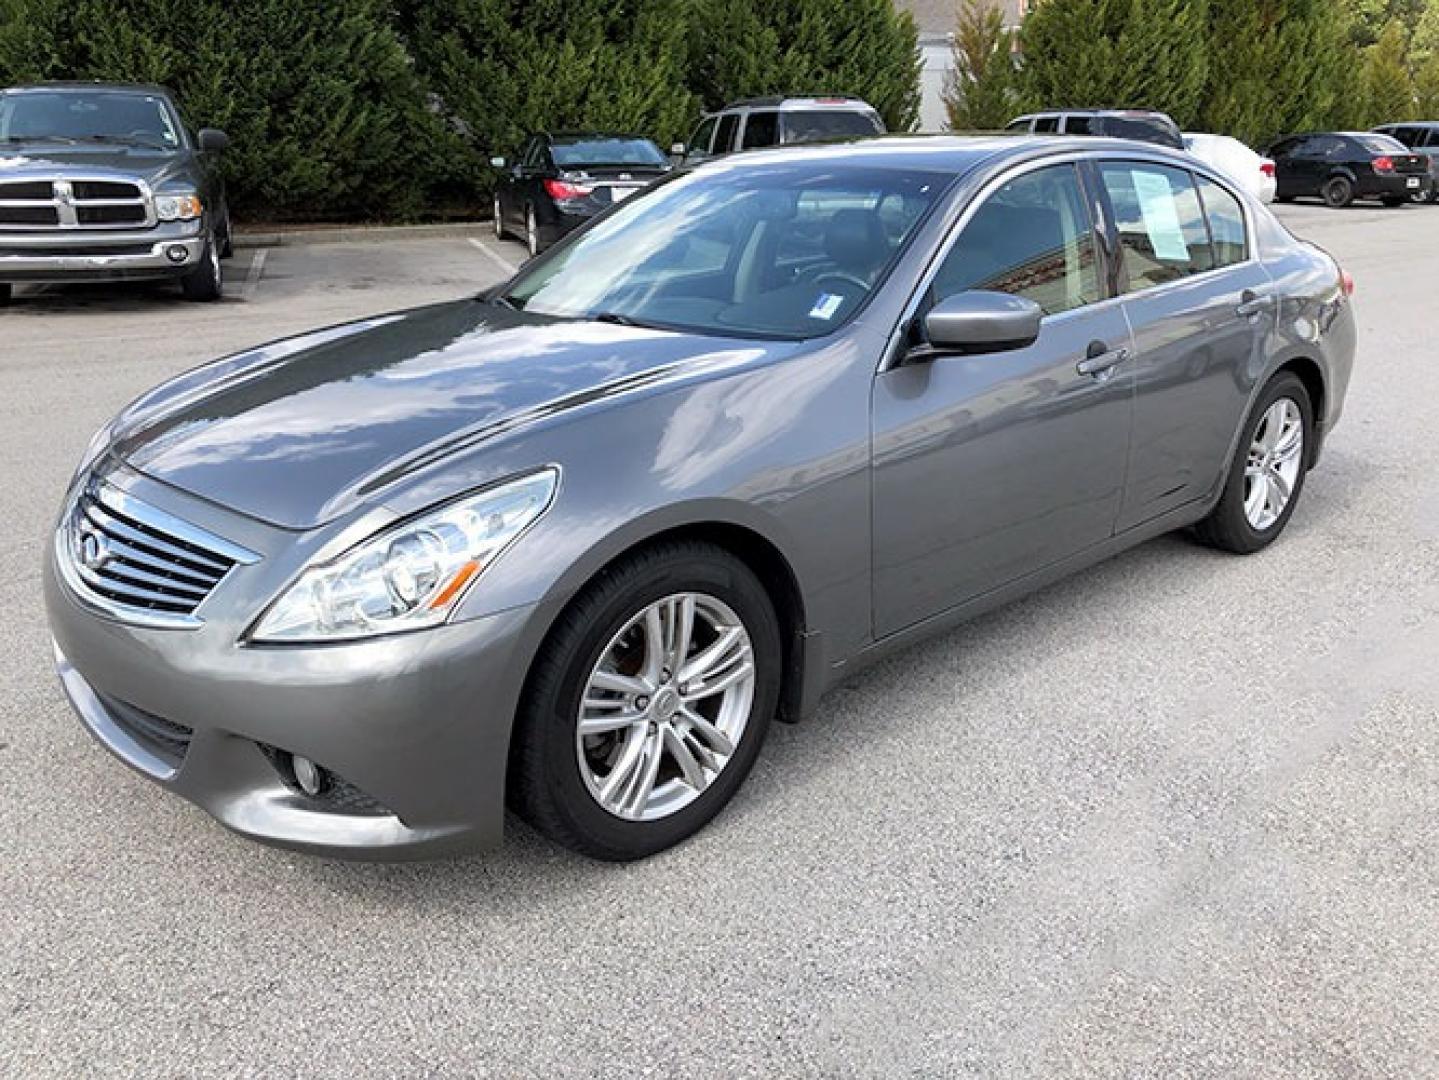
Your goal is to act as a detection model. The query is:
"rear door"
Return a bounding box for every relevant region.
[871,161,1135,635]
[1097,160,1274,529]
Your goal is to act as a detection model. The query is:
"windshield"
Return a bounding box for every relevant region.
[0,90,180,148]
[551,137,667,169]
[503,163,948,340]
[781,111,884,145]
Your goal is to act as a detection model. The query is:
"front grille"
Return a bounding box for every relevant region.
[101,694,193,767]
[62,486,245,620]
[0,177,152,230]
[5,243,152,257]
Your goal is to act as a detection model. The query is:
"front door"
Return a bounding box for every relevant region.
[871,162,1135,637]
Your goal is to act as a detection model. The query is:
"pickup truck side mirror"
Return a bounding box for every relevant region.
[906,290,1042,363]
[197,128,229,153]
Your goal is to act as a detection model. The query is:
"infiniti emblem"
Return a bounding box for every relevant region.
[78,529,108,570]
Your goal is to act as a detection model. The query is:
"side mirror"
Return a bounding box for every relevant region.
[911,290,1042,361]
[197,128,229,153]
[490,155,507,169]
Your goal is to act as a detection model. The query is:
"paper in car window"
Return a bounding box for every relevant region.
[809,293,844,320]
[1131,170,1190,262]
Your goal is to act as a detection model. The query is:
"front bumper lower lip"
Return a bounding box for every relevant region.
[0,235,205,282]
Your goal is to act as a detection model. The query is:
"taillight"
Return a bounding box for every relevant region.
[1341,269,1355,297]
[1373,155,1394,172]
[544,179,594,200]
[1260,161,1276,178]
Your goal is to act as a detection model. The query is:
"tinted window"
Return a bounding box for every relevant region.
[714,113,739,154]
[0,90,180,148]
[1357,134,1406,154]
[504,165,947,339]
[1094,115,1183,149]
[551,137,667,168]
[1033,116,1060,133]
[781,110,884,144]
[520,138,544,168]
[1005,118,1031,132]
[931,164,1100,316]
[689,117,718,155]
[741,111,779,149]
[1196,175,1247,268]
[1064,115,1094,135]
[1099,162,1213,290]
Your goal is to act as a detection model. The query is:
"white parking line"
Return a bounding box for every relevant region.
[242,248,268,300]
[467,237,519,276]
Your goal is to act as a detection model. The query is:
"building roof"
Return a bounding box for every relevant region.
[896,0,1024,36]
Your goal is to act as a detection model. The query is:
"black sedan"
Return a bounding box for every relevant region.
[1267,131,1431,208]
[491,133,671,256]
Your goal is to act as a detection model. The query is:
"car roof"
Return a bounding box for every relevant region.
[1019,108,1175,119]
[719,96,876,112]
[3,80,175,98]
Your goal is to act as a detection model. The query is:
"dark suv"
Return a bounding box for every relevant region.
[0,82,231,303]
[1005,110,1184,150]
[1267,131,1431,208]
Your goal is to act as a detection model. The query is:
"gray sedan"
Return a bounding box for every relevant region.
[44,137,1356,861]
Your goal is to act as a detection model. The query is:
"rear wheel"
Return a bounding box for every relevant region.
[179,231,223,302]
[1323,176,1354,208]
[1194,372,1312,555]
[509,541,781,860]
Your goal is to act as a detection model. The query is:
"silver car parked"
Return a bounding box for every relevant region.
[45,137,1356,861]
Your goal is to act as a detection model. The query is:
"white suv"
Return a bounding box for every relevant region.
[676,96,885,166]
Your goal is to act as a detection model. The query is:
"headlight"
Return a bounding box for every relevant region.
[73,420,116,481]
[154,193,203,222]
[250,469,558,643]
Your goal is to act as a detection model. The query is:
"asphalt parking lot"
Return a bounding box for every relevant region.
[3,202,1437,1077]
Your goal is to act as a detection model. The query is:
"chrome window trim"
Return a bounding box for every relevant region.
[879,148,1263,373]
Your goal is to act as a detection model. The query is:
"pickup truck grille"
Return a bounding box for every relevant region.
[0,177,153,230]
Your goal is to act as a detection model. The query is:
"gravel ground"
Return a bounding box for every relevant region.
[2,206,1436,1078]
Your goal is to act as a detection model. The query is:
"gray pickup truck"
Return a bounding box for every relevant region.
[0,82,231,303]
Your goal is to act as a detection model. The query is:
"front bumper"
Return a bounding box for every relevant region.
[43,473,538,860]
[0,223,204,283]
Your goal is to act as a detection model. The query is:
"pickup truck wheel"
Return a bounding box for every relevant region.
[180,233,223,302]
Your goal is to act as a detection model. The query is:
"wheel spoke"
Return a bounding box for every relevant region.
[1272,422,1303,464]
[600,727,649,806]
[1267,466,1291,508]
[668,594,696,672]
[679,705,735,758]
[662,724,708,791]
[589,669,650,695]
[641,605,666,684]
[686,654,754,701]
[1244,473,1269,523]
[622,729,664,816]
[679,625,744,685]
[579,711,646,736]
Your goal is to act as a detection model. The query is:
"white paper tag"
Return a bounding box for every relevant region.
[809,293,844,320]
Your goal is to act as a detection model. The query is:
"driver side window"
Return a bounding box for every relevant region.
[930,164,1101,317]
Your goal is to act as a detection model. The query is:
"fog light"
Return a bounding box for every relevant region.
[165,245,189,264]
[291,754,326,796]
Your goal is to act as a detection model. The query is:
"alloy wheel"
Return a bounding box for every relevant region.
[576,592,755,822]
[1244,397,1304,531]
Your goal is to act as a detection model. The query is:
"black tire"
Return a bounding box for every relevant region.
[1382,195,1406,208]
[509,541,782,861]
[1323,176,1354,208]
[1194,372,1313,555]
[0,283,11,305]
[179,231,223,302]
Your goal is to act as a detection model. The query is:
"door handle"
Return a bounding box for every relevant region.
[1236,292,1276,318]
[1076,346,1129,378]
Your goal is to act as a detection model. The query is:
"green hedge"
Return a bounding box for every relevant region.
[0,0,922,220]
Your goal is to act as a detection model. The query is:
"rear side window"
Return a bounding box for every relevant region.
[1064,115,1094,135]
[1033,116,1060,133]
[689,116,718,156]
[714,113,739,154]
[1195,176,1248,268]
[1005,118,1031,132]
[1357,134,1406,154]
[1099,162,1213,290]
[931,163,1101,316]
[741,111,779,149]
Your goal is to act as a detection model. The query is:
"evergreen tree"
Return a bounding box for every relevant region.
[1360,18,1417,123]
[943,0,1016,130]
[686,0,922,132]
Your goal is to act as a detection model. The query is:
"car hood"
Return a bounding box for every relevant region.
[0,143,199,188]
[111,300,785,529]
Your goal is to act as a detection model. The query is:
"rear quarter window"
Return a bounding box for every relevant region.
[1195,175,1248,268]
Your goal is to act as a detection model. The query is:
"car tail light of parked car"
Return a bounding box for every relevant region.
[1260,161,1276,178]
[543,179,595,201]
[1373,155,1395,173]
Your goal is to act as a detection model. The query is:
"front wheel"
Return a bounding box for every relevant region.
[1323,176,1354,208]
[179,231,223,302]
[510,541,781,860]
[1194,372,1312,554]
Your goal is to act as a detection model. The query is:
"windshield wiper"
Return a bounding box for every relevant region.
[590,311,663,330]
[0,135,79,145]
[81,134,168,149]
